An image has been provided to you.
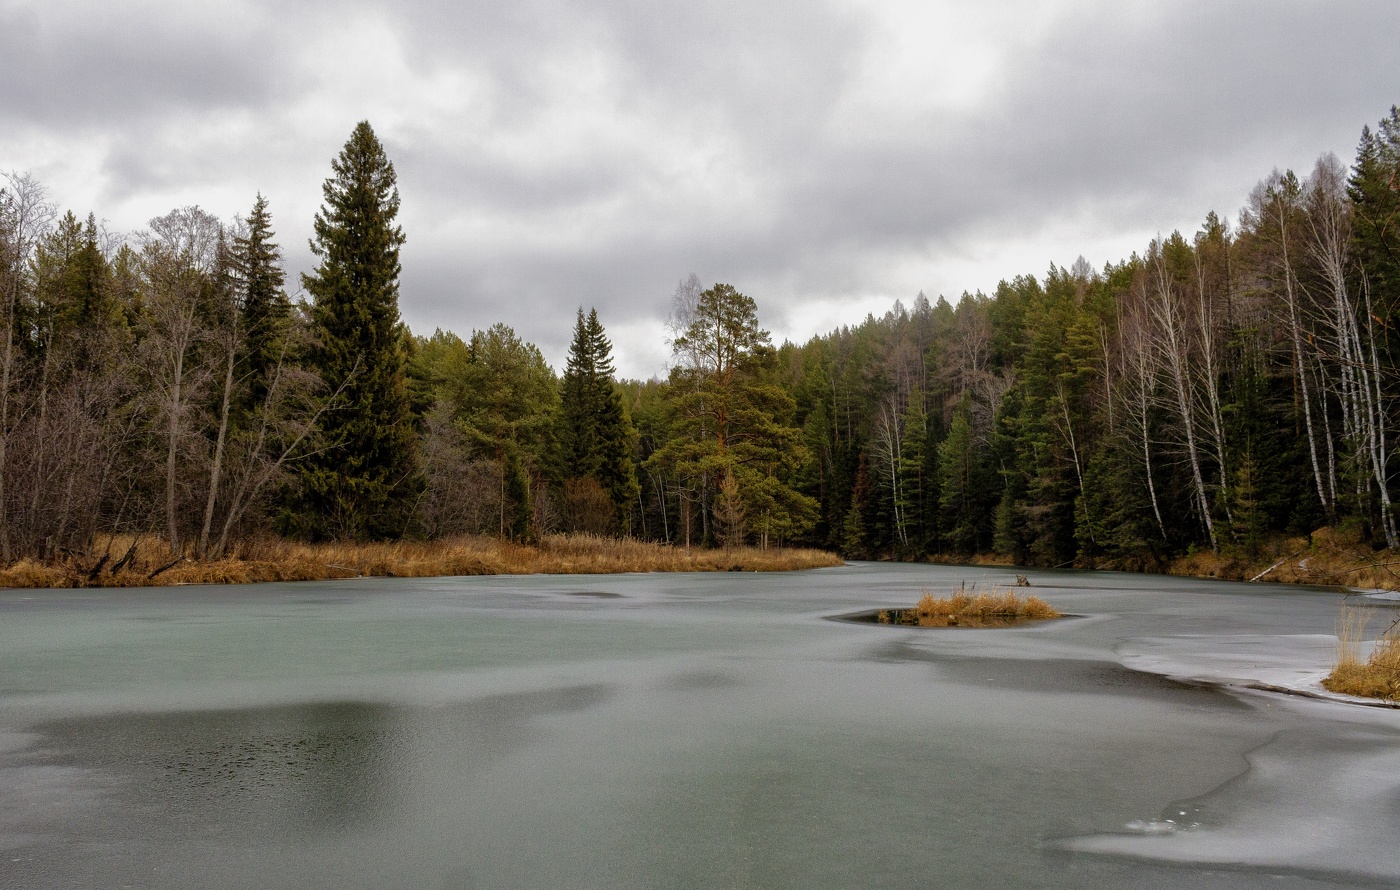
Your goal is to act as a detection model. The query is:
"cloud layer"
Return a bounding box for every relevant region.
[5,0,1398,376]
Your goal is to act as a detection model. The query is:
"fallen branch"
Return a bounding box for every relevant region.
[85,553,110,582]
[1250,556,1292,582]
[147,556,185,580]
[110,538,140,575]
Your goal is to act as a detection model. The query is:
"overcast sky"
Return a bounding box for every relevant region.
[4,0,1398,378]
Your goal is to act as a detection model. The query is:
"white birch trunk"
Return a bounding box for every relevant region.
[1151,258,1217,550]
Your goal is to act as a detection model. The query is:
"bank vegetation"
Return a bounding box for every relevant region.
[3,109,1400,590]
[0,533,842,588]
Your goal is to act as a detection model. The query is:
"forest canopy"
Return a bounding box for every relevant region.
[2,109,1398,568]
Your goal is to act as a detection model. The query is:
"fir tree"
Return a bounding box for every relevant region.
[1349,110,1400,457]
[895,391,929,554]
[842,454,871,558]
[556,308,639,532]
[294,121,417,540]
[938,409,983,554]
[232,194,288,412]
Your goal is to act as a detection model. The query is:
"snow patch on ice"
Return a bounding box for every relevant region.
[1119,633,1335,692]
[1056,724,1400,882]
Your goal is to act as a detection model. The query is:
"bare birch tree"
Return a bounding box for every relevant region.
[1148,244,1217,550]
[0,173,55,560]
[1302,155,1396,546]
[140,206,225,553]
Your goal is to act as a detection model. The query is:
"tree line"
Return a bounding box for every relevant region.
[1,110,1397,567]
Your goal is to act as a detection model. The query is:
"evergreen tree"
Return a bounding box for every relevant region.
[294,121,417,540]
[895,391,929,554]
[841,454,871,558]
[459,323,559,539]
[1228,447,1266,558]
[556,308,640,533]
[649,283,817,547]
[232,194,288,412]
[1349,110,1400,378]
[938,408,982,553]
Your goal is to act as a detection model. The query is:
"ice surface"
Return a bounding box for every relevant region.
[1057,698,1400,882]
[2,565,1398,888]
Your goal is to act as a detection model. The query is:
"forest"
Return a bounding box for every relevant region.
[1,109,1398,571]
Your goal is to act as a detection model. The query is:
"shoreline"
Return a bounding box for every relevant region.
[0,534,843,589]
[4,525,1394,592]
[917,527,1399,592]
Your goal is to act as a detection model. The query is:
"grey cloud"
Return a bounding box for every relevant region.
[0,4,298,131]
[755,1,1400,279]
[8,1,1400,376]
[395,0,1400,371]
[387,0,864,133]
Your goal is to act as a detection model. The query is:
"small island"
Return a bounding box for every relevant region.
[858,586,1062,628]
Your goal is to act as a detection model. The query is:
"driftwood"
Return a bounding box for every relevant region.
[147,555,185,580]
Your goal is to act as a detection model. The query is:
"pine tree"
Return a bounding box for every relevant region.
[294,121,417,540]
[649,283,817,548]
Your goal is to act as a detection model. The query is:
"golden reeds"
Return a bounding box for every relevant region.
[1322,606,1400,701]
[878,583,1061,628]
[0,533,843,589]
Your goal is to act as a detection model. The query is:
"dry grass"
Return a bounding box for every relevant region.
[878,584,1061,628]
[0,533,843,589]
[1322,606,1400,701]
[0,558,73,588]
[1168,527,1400,589]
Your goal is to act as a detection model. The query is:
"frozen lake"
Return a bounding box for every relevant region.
[2,563,1397,888]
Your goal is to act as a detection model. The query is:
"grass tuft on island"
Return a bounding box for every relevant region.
[1322,607,1400,701]
[0,534,843,589]
[876,586,1062,628]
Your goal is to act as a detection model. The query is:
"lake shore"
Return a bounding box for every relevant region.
[923,526,1399,592]
[0,534,844,588]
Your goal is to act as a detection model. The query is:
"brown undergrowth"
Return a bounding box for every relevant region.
[877,584,1061,628]
[0,534,843,589]
[1167,527,1400,589]
[1322,605,1400,701]
[924,527,1398,588]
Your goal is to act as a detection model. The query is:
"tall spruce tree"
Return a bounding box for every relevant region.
[233,194,288,413]
[295,121,417,540]
[1349,109,1400,467]
[556,308,639,533]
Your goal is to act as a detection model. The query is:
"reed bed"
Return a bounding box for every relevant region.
[0,533,842,588]
[877,584,1061,628]
[1322,606,1400,701]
